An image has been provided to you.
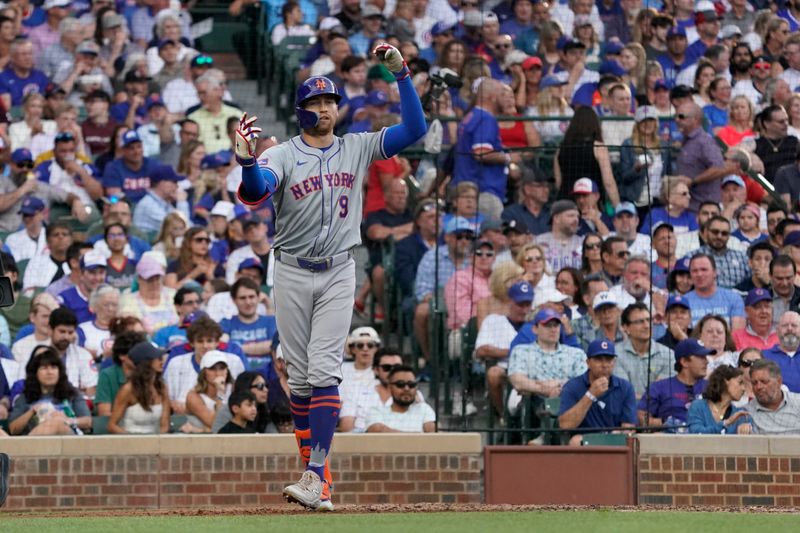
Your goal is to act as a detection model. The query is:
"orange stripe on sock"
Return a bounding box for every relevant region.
[290,401,311,409]
[310,395,341,402]
[309,402,341,409]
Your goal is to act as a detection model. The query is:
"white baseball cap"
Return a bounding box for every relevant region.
[532,287,570,310]
[200,350,229,369]
[210,200,235,221]
[348,326,381,346]
[593,291,619,311]
[634,105,659,123]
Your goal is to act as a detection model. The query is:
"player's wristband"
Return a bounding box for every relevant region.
[236,154,256,167]
[394,64,410,81]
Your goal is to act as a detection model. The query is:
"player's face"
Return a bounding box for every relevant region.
[234,287,260,319]
[303,95,339,135]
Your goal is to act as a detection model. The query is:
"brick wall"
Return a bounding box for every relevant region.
[637,435,800,507]
[0,434,482,511]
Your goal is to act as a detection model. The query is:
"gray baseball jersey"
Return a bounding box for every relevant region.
[257,130,387,258]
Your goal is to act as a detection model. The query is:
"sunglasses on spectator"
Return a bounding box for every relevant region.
[525,256,543,263]
[391,380,418,389]
[584,242,601,250]
[616,251,630,258]
[753,63,771,70]
[378,364,398,372]
[461,1,478,6]
[676,113,692,120]
[351,342,376,350]
[708,229,729,236]
[193,237,211,243]
[251,382,267,390]
[494,43,512,49]
[55,131,75,142]
[15,161,33,169]
[455,232,476,241]
[672,190,690,196]
[475,251,494,257]
[739,359,759,368]
[194,55,214,66]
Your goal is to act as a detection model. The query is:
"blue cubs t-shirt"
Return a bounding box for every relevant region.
[638,376,707,424]
[453,107,507,200]
[58,287,94,324]
[102,157,159,202]
[220,315,277,359]
[0,67,50,106]
[559,372,637,430]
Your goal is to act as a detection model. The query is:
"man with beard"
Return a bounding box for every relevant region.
[657,26,691,88]
[536,200,583,273]
[762,311,800,392]
[696,216,750,289]
[736,241,775,293]
[766,206,788,252]
[729,43,753,87]
[49,306,97,396]
[365,365,435,432]
[609,256,662,311]
[609,202,650,257]
[731,53,771,106]
[733,288,779,351]
[746,359,800,434]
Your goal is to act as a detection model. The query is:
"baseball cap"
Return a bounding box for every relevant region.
[474,239,494,251]
[200,151,232,170]
[84,89,110,102]
[348,326,381,346]
[43,0,71,9]
[753,54,773,66]
[522,56,543,70]
[634,105,658,123]
[145,94,165,111]
[481,11,499,26]
[362,4,384,18]
[76,40,100,56]
[598,60,626,77]
[605,41,623,55]
[431,21,455,36]
[129,341,166,365]
[124,70,148,84]
[463,10,483,27]
[667,26,687,39]
[670,84,695,99]
[480,219,503,233]
[45,83,66,98]
[783,230,800,247]
[722,24,742,39]
[200,350,229,370]
[615,202,637,217]
[136,255,166,279]
[80,250,107,271]
[587,339,617,358]
[573,14,592,28]
[101,13,124,30]
[242,214,264,229]
[157,38,177,50]
[666,295,690,311]
[210,200,234,220]
[232,204,250,221]
[651,221,674,236]
[534,308,562,325]
[502,217,529,235]
[367,64,395,82]
[508,280,534,304]
[550,199,579,220]
[572,178,598,195]
[593,291,618,311]
[11,148,33,164]
[673,256,691,273]
[319,17,342,31]
[557,37,585,52]
[180,310,208,329]
[745,287,772,307]
[532,287,570,310]
[121,130,142,147]
[150,164,181,184]
[721,175,745,188]
[366,89,389,107]
[521,164,550,184]
[695,5,719,24]
[238,257,265,272]
[18,196,45,215]
[654,79,669,91]
[445,216,475,235]
[674,338,716,361]
[540,74,568,89]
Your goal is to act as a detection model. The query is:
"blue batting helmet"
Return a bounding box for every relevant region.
[295,76,342,130]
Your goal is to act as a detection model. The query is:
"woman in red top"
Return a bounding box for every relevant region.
[498,83,540,152]
[717,95,755,148]
[363,114,412,215]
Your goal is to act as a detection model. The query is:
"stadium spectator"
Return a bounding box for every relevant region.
[94,331,147,417]
[620,106,672,208]
[610,202,650,257]
[0,149,67,233]
[12,297,57,367]
[650,222,677,290]
[216,389,257,434]
[118,254,178,335]
[207,258,269,322]
[558,339,637,446]
[717,95,755,148]
[220,278,277,367]
[151,211,189,263]
[213,371,272,433]
[657,295,692,350]
[687,364,752,434]
[341,326,382,398]
[746,359,800,435]
[598,235,628,286]
[508,308,586,401]
[675,201,720,259]
[638,338,710,429]
[164,316,243,414]
[183,351,234,433]
[516,243,554,293]
[392,199,438,301]
[444,239,493,330]
[769,255,800,326]
[339,348,406,433]
[695,215,749,288]
[754,104,798,184]
[692,314,739,375]
[573,288,621,351]
[5,196,46,261]
[733,288,778,351]
[683,254,746,330]
[101,224,137,290]
[735,348,763,407]
[0,350,20,422]
[163,54,217,115]
[536,199,583,273]
[762,311,800,393]
[86,195,150,245]
[108,341,169,434]
[40,240,90,299]
[102,130,159,203]
[365,365,435,433]
[732,203,768,250]
[580,233,603,276]
[132,164,190,234]
[571,178,611,238]
[77,284,119,360]
[58,250,107,324]
[164,226,218,290]
[495,217,530,264]
[613,302,673,397]
[47,306,96,396]
[527,73,571,143]
[8,347,90,436]
[599,84,634,157]
[609,255,659,311]
[151,287,201,350]
[735,241,773,295]
[0,38,50,109]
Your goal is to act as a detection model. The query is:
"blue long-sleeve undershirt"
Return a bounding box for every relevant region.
[239,73,427,204]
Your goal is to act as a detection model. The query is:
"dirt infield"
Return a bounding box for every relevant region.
[3,503,799,518]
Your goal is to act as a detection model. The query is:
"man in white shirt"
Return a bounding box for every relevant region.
[12,300,55,368]
[780,37,800,92]
[339,327,381,404]
[536,200,584,273]
[48,306,97,396]
[225,214,273,286]
[23,221,73,293]
[5,196,48,262]
[609,202,651,257]
[365,365,436,433]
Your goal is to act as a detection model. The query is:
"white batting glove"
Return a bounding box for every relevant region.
[373,43,408,79]
[234,112,262,167]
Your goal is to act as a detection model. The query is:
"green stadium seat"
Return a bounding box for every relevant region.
[92,415,109,435]
[170,414,188,433]
[581,433,628,446]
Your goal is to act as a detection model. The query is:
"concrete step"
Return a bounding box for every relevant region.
[212,53,248,81]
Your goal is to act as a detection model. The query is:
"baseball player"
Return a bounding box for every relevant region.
[233,43,426,510]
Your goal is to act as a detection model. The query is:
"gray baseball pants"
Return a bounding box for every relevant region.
[273,257,355,397]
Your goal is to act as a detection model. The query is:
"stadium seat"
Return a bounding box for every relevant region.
[92,416,110,435]
[170,415,188,433]
[580,433,629,446]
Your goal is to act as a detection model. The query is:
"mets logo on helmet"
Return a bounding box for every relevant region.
[315,78,327,90]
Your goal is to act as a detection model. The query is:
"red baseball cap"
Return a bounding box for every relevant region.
[522,56,542,70]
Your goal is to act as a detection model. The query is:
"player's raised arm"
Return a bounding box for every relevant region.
[373,43,428,158]
[235,113,279,205]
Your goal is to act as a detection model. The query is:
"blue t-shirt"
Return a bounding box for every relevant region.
[762,345,800,393]
[639,206,699,235]
[152,324,187,349]
[102,157,159,202]
[59,287,94,324]
[638,376,707,424]
[0,67,50,107]
[656,54,692,88]
[683,288,746,327]
[731,229,767,246]
[703,104,728,131]
[110,101,148,127]
[559,371,637,430]
[453,107,507,200]
[219,315,277,358]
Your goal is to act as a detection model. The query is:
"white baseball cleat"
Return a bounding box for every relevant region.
[316,499,334,512]
[283,470,322,510]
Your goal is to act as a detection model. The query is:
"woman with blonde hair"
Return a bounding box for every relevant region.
[620,106,672,208]
[498,83,540,157]
[515,243,555,292]
[786,94,800,137]
[9,93,55,150]
[476,261,524,329]
[717,95,755,147]
[643,61,665,106]
[620,43,647,97]
[455,57,489,114]
[573,16,600,70]
[537,20,564,74]
[525,77,572,144]
[639,177,697,235]
[152,211,189,262]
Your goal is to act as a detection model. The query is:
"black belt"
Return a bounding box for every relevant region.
[275,250,350,272]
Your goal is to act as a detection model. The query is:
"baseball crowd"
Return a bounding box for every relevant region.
[0,0,800,441]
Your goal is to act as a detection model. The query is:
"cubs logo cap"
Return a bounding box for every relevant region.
[745,288,772,307]
[587,339,617,358]
[674,338,717,361]
[508,280,534,304]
